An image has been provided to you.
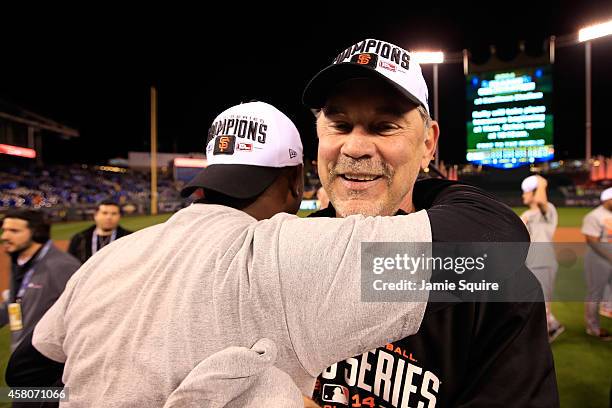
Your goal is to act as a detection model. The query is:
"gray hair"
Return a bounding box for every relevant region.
[416,105,432,131]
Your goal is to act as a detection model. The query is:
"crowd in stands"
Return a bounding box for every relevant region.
[0,164,185,220]
[561,184,612,207]
[2,160,610,219]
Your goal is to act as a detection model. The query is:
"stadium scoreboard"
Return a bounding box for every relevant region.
[466,66,553,168]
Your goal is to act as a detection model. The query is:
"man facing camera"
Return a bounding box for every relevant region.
[68,200,132,264]
[303,38,559,407]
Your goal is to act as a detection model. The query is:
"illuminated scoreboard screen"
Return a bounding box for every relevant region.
[466,66,553,168]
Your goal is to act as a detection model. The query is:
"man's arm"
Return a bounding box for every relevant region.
[533,176,550,215]
[413,179,529,242]
[585,234,612,264]
[21,267,83,379]
[581,212,612,263]
[252,211,433,376]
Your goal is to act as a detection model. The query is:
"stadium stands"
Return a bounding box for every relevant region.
[0,164,186,221]
[2,158,609,220]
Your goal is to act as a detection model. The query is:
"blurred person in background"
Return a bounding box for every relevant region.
[520,175,564,342]
[0,210,80,351]
[581,187,612,340]
[68,199,132,264]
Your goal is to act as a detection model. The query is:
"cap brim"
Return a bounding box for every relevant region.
[180,164,283,199]
[302,62,423,109]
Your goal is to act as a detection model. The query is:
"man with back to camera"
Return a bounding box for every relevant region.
[7,101,443,407]
[302,38,559,407]
[68,199,132,264]
[581,186,612,340]
[0,210,80,353]
[520,174,564,342]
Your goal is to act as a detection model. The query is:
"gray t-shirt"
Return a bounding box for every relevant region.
[581,205,612,265]
[523,203,558,269]
[33,204,432,407]
[522,202,557,243]
[582,205,612,242]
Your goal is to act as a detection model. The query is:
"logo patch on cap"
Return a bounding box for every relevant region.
[379,61,397,72]
[213,135,236,155]
[289,148,297,159]
[350,52,378,69]
[237,142,253,151]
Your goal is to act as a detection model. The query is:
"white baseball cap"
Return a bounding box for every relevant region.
[181,102,303,198]
[601,187,612,203]
[302,39,430,113]
[521,175,539,193]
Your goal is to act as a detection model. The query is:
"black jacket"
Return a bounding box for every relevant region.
[311,179,559,408]
[67,225,132,264]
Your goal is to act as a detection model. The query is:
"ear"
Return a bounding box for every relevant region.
[421,120,440,170]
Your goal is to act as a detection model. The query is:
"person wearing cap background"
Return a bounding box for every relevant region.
[520,175,564,342]
[580,186,612,340]
[7,101,438,407]
[302,38,558,407]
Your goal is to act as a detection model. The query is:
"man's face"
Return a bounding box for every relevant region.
[316,78,438,217]
[603,199,612,211]
[94,205,121,232]
[1,218,34,254]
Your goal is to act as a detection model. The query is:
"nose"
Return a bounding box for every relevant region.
[339,128,376,160]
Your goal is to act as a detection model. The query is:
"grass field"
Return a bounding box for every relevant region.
[1,207,610,407]
[50,213,174,240]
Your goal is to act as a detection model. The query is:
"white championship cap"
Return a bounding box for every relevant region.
[521,175,539,193]
[302,38,430,113]
[181,101,303,198]
[601,187,612,203]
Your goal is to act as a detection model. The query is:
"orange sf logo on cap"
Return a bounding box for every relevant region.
[218,136,231,151]
[357,53,371,65]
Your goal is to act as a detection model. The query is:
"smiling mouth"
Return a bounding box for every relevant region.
[339,174,382,182]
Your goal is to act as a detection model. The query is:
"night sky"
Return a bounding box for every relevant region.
[1,2,611,165]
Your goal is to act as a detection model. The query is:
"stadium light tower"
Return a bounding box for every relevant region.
[578,19,612,161]
[413,51,445,167]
